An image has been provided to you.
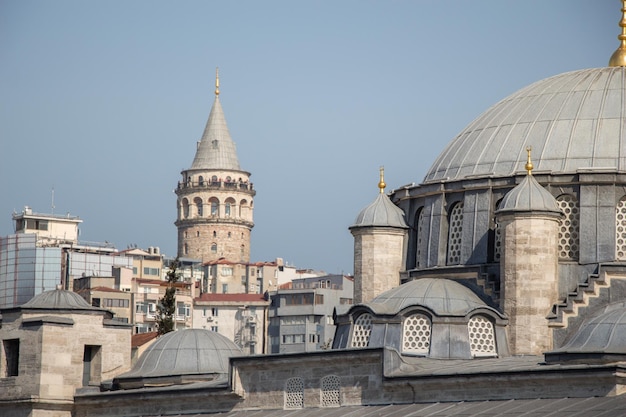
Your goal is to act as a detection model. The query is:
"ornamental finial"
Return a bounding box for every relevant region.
[609,0,626,67]
[378,166,386,193]
[215,67,220,96]
[525,146,534,175]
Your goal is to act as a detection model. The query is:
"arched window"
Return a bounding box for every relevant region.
[239,199,248,218]
[240,245,245,257]
[210,197,219,216]
[351,313,372,348]
[182,198,190,219]
[211,243,217,254]
[447,202,464,265]
[616,196,626,260]
[468,315,497,357]
[211,175,218,184]
[556,194,579,260]
[225,197,236,217]
[284,377,304,409]
[213,231,217,238]
[194,197,203,217]
[198,175,204,186]
[402,313,431,355]
[493,198,503,262]
[320,375,340,407]
[184,243,188,255]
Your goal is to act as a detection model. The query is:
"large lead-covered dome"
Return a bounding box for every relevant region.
[425,67,626,182]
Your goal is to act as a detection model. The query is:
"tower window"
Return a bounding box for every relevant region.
[447,202,464,265]
[210,198,219,216]
[351,313,372,348]
[557,194,580,260]
[211,243,217,254]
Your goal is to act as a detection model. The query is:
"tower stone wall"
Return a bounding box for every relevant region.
[498,213,561,355]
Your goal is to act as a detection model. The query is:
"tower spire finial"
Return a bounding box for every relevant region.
[378,166,386,193]
[215,67,220,96]
[609,0,626,67]
[525,146,534,175]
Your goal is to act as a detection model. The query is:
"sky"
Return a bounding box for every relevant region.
[0,1,618,275]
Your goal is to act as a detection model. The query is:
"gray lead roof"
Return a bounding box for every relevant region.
[425,67,626,182]
[190,96,241,171]
[497,174,561,214]
[350,193,408,229]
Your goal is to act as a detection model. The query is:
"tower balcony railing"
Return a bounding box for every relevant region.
[177,180,254,192]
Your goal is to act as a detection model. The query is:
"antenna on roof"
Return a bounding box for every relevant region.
[51,186,55,214]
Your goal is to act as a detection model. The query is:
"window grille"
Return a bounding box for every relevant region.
[616,196,626,260]
[468,316,497,357]
[284,377,304,409]
[402,313,431,355]
[320,375,340,407]
[556,195,580,260]
[351,313,372,348]
[447,202,464,265]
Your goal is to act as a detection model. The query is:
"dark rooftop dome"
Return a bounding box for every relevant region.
[21,288,102,311]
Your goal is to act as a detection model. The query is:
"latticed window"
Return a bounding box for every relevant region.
[468,316,497,357]
[351,313,372,348]
[284,377,304,409]
[447,202,464,265]
[616,196,626,260]
[493,199,503,262]
[402,313,431,355]
[416,209,425,268]
[320,375,340,407]
[556,194,580,260]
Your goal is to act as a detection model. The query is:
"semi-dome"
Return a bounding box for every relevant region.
[21,288,101,311]
[425,67,626,182]
[545,302,626,364]
[364,278,499,316]
[113,329,242,389]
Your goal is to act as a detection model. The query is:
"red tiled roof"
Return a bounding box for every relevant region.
[131,332,158,348]
[195,293,267,302]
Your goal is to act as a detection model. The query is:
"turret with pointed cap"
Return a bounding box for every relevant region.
[175,70,255,269]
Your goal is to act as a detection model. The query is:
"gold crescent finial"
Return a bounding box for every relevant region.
[378,166,386,193]
[215,67,220,96]
[525,146,534,175]
[609,0,626,67]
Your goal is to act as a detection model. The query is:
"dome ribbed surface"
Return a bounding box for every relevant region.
[365,278,493,316]
[21,289,99,311]
[497,174,561,214]
[425,67,626,182]
[351,193,408,229]
[118,329,242,379]
[191,97,241,171]
[548,303,626,356]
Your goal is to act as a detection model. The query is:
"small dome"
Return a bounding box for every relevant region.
[545,302,626,364]
[365,278,498,316]
[350,193,408,229]
[114,329,242,388]
[497,174,561,214]
[21,288,100,311]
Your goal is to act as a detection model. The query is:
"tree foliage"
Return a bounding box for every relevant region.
[156,258,181,335]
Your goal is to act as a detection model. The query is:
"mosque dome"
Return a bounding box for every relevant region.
[21,288,102,311]
[351,192,408,229]
[365,278,499,317]
[497,174,561,214]
[545,302,626,364]
[113,329,242,389]
[425,67,626,183]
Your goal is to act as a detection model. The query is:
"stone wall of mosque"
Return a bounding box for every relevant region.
[351,228,406,304]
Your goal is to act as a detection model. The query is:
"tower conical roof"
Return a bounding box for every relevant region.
[190,95,241,171]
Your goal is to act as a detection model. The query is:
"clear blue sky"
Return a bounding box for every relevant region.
[0,1,617,274]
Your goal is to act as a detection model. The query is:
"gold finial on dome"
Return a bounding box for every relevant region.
[609,0,626,67]
[525,146,534,175]
[215,67,220,96]
[378,166,386,193]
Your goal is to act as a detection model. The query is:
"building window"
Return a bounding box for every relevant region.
[468,315,497,357]
[2,339,19,377]
[284,377,304,409]
[351,313,372,348]
[402,313,431,355]
[211,243,217,254]
[198,175,204,186]
[616,196,626,260]
[210,326,219,332]
[143,267,160,276]
[222,284,228,293]
[210,198,219,216]
[315,294,324,304]
[82,345,102,386]
[195,197,203,217]
[182,199,190,219]
[212,307,219,316]
[493,198,503,262]
[184,243,188,255]
[557,194,580,260]
[320,375,340,407]
[225,198,235,217]
[222,267,233,276]
[447,202,464,265]
[213,230,217,238]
